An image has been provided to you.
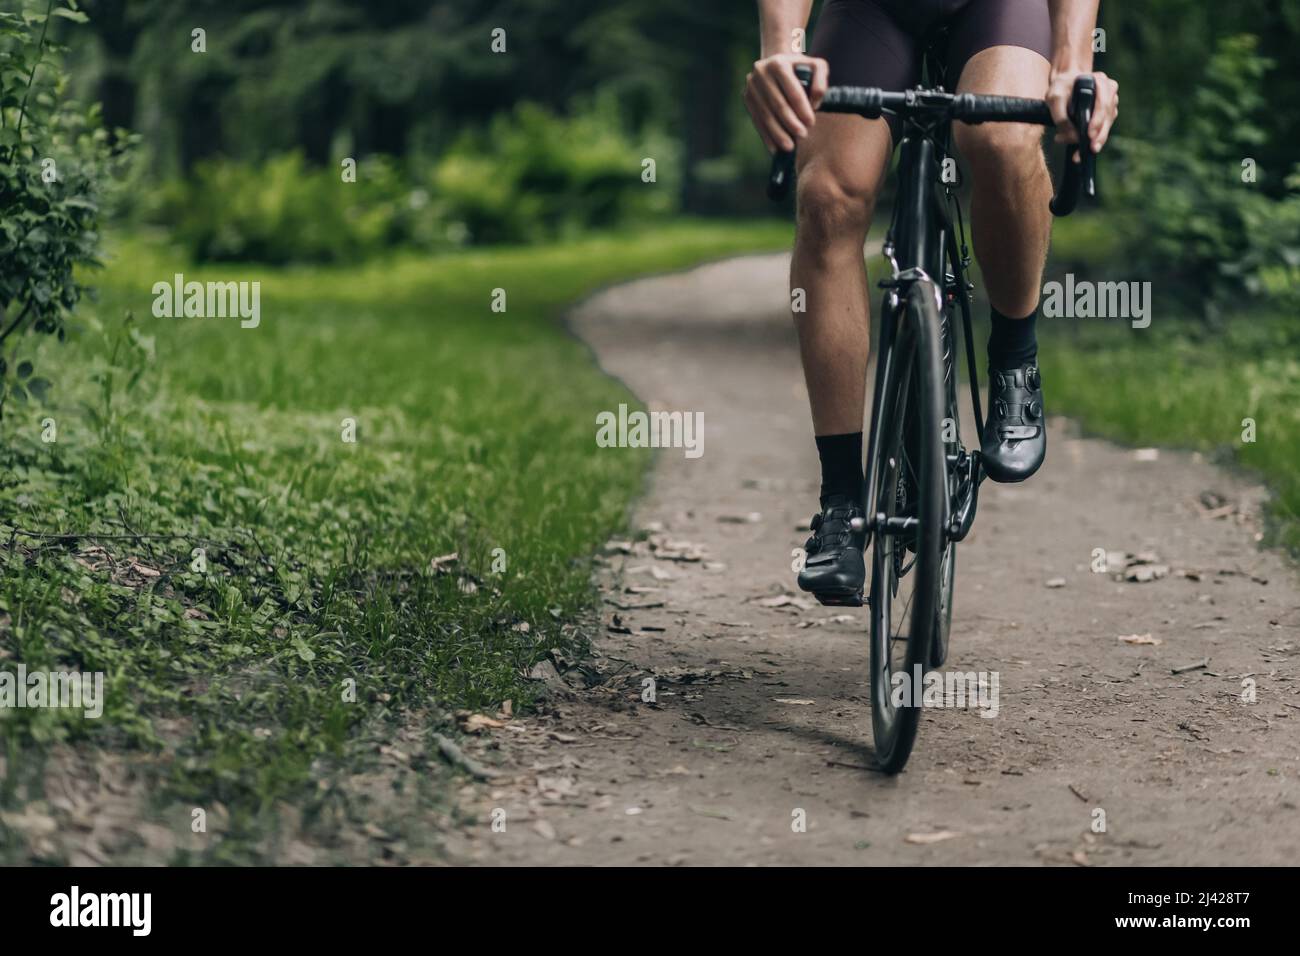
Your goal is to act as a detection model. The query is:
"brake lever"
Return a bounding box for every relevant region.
[767,64,814,202]
[1049,75,1097,216]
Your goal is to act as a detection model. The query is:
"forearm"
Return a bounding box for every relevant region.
[759,0,815,57]
[1047,0,1099,73]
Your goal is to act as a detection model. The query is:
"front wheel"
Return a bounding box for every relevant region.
[868,281,948,774]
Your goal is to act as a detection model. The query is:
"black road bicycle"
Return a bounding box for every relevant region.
[768,61,1096,772]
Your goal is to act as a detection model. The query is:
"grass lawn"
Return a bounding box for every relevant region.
[0,219,792,863]
[1040,214,1300,554]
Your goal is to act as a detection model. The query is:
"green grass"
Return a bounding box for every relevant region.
[1040,213,1300,554]
[1040,311,1300,552]
[0,219,792,862]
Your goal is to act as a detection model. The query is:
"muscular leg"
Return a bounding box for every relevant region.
[952,46,1052,316]
[951,45,1053,483]
[790,114,892,600]
[790,114,893,436]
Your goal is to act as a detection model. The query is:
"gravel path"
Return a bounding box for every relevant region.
[447,253,1299,866]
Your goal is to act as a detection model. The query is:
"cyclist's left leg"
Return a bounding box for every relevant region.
[948,0,1053,483]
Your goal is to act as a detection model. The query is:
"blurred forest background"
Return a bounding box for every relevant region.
[35,0,1300,291]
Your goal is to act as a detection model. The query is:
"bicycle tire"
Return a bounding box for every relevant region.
[869,280,947,773]
[931,301,960,669]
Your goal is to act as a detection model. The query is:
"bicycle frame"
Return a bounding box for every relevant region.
[863,109,981,551]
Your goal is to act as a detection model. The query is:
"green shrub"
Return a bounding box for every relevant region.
[146,152,441,265]
[1110,34,1300,310]
[139,97,677,263]
[0,0,123,413]
[432,99,677,244]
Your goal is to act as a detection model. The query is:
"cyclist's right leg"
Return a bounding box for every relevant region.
[790,117,891,441]
[791,119,892,602]
[795,0,914,600]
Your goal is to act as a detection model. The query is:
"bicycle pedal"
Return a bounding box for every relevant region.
[814,591,866,608]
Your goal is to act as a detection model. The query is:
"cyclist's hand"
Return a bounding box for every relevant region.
[744,53,829,154]
[1047,69,1119,159]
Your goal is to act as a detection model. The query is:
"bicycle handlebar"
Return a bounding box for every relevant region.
[767,72,1098,216]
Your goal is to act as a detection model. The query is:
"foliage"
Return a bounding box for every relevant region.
[145,152,443,264]
[1107,35,1300,310]
[432,98,676,244]
[143,97,677,262]
[0,0,127,414]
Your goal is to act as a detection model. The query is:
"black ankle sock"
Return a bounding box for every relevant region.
[816,432,863,504]
[988,306,1038,368]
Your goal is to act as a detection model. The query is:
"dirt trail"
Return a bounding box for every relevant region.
[446,253,1299,866]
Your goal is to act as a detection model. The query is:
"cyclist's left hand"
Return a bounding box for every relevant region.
[1047,69,1118,156]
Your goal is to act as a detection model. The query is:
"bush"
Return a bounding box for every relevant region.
[140,99,676,262]
[146,152,442,265]
[0,0,123,413]
[1110,35,1300,311]
[431,99,677,244]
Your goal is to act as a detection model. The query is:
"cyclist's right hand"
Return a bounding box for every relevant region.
[744,54,829,154]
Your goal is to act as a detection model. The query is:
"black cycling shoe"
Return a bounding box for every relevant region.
[980,361,1046,483]
[797,494,867,606]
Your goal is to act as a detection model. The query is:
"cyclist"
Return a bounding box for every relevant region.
[744,0,1119,600]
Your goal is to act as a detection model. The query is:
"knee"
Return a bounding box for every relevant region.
[795,167,877,250]
[953,122,1043,180]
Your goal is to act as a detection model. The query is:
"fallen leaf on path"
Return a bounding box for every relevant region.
[1045,577,1067,589]
[757,594,817,611]
[648,533,708,562]
[1118,633,1162,645]
[689,805,734,821]
[1125,564,1169,583]
[432,734,498,780]
[458,712,505,733]
[905,830,960,845]
[773,697,815,705]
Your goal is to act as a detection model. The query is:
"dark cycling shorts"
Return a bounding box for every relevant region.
[809,0,1051,141]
